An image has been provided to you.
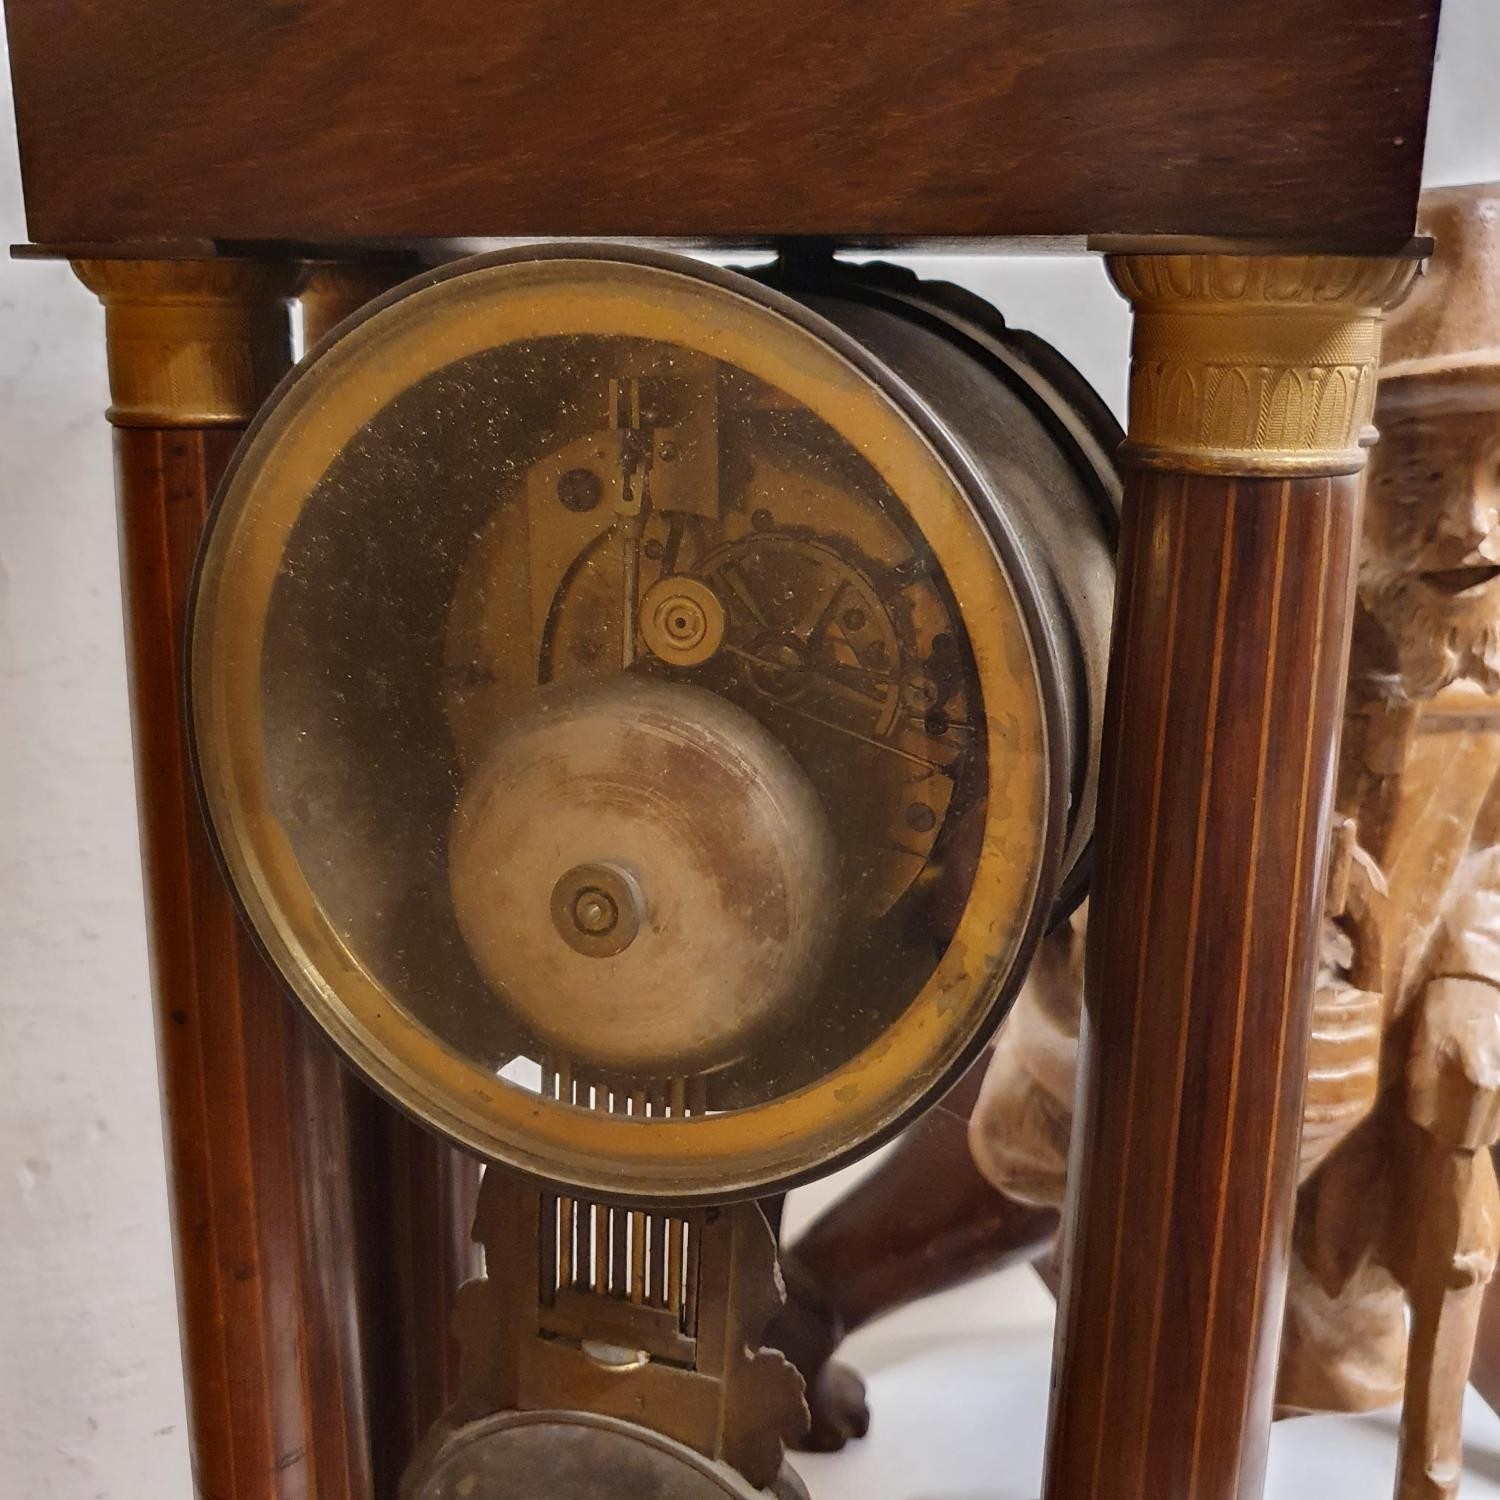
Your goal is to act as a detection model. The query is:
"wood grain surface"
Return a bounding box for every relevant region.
[1043,468,1362,1500]
[5,0,1438,248]
[99,263,487,1498]
[116,425,372,1499]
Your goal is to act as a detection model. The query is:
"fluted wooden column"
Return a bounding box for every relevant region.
[297,261,484,1498]
[1042,254,1417,1500]
[74,259,371,1500]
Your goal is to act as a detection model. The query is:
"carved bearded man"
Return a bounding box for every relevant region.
[966,186,1500,1498]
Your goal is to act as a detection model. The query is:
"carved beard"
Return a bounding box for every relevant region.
[1355,570,1500,703]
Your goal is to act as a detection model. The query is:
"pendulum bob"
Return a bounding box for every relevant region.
[185,245,1117,1494]
[407,1412,810,1500]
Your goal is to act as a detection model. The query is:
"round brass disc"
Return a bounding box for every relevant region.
[640,575,727,667]
[189,245,1054,1200]
[548,860,644,958]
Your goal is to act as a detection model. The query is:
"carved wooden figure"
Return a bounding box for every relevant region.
[1276,183,1500,1500]
[779,183,1500,1500]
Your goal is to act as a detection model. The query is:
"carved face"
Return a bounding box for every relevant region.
[1357,403,1500,700]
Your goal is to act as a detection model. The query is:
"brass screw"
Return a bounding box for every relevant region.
[573,888,619,936]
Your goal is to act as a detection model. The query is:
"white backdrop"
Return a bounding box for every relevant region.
[2,2,1497,1494]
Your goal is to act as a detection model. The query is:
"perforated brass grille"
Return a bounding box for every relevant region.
[539,1064,707,1360]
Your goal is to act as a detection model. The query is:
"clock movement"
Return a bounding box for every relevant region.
[186,244,1117,1494]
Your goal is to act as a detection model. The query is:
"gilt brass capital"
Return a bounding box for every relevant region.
[1108,253,1422,476]
[72,258,299,427]
[299,259,420,349]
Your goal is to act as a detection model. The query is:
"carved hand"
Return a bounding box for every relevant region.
[1407,976,1500,1151]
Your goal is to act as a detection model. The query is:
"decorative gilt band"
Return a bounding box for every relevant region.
[1107,254,1421,476]
[72,259,300,428]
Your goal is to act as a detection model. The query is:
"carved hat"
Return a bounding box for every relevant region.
[1380,183,1500,408]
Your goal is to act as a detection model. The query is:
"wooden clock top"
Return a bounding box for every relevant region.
[3,0,1441,252]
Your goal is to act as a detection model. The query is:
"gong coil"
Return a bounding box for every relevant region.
[189,244,1116,1200]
